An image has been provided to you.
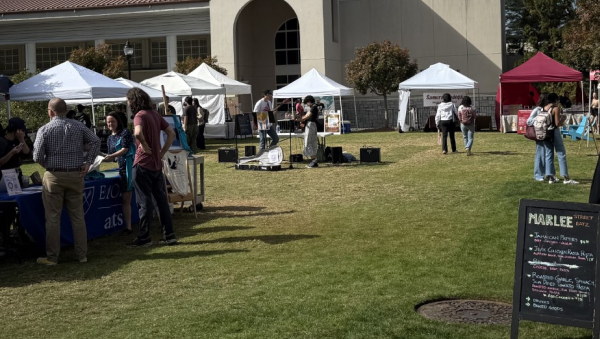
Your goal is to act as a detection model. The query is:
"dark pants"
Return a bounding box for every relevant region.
[0,203,17,248]
[133,165,175,241]
[197,124,206,150]
[440,120,457,153]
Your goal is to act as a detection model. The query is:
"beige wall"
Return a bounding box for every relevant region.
[339,0,504,94]
[211,0,503,100]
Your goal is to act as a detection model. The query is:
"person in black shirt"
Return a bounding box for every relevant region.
[75,104,93,129]
[158,96,177,116]
[298,95,319,168]
[183,96,198,153]
[0,117,30,250]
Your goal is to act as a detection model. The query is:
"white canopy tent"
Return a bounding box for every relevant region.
[188,63,252,96]
[8,61,132,123]
[141,71,226,135]
[398,63,479,131]
[65,77,182,105]
[187,63,253,138]
[273,68,358,129]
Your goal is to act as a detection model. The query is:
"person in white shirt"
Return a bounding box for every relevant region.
[253,89,279,151]
[435,93,457,154]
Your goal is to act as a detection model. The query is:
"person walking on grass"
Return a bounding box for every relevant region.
[183,96,198,153]
[457,96,477,156]
[435,93,457,154]
[34,98,100,265]
[545,92,578,185]
[527,94,554,182]
[126,88,179,248]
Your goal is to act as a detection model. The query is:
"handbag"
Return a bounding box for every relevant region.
[524,125,537,141]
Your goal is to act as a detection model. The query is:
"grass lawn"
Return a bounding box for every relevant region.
[0,131,597,339]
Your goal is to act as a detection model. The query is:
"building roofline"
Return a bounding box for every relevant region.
[0,0,209,16]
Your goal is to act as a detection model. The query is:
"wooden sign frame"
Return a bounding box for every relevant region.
[511,199,600,339]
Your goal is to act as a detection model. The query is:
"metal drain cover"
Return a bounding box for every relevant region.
[416,299,512,325]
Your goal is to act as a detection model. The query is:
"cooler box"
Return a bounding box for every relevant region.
[342,120,351,134]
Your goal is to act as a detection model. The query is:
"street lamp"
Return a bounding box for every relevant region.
[123,40,134,80]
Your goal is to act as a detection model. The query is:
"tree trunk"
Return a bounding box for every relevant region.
[383,93,389,128]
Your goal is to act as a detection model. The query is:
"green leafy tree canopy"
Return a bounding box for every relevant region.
[174,56,228,75]
[346,40,418,128]
[69,44,125,79]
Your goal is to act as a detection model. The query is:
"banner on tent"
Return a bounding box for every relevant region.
[590,70,600,81]
[423,91,468,107]
[325,110,341,134]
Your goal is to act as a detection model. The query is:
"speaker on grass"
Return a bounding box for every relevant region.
[360,148,381,163]
[218,148,238,163]
[245,146,256,156]
[331,146,343,164]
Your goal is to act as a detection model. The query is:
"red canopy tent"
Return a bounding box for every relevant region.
[495,52,584,129]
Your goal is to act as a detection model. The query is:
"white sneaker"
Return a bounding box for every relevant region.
[564,179,579,185]
[547,176,559,184]
[535,178,545,182]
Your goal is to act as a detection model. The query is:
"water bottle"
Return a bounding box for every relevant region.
[276,124,281,133]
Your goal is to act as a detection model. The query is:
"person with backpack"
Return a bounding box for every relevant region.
[546,92,578,184]
[527,94,554,182]
[435,93,457,154]
[457,96,477,156]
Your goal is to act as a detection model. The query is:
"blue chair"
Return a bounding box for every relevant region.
[568,116,591,141]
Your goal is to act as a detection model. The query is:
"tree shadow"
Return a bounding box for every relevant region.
[136,249,249,260]
[184,234,320,246]
[192,226,255,234]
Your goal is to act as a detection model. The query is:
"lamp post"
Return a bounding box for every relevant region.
[123,40,134,80]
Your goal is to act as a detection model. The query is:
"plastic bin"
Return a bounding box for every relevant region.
[342,120,351,134]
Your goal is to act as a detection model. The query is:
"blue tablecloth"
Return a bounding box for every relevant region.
[0,174,139,248]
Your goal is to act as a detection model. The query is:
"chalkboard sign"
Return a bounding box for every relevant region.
[235,113,253,136]
[511,199,600,339]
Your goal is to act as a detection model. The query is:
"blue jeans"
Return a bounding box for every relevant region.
[259,125,279,151]
[534,140,554,180]
[551,128,569,177]
[460,124,475,149]
[133,165,175,241]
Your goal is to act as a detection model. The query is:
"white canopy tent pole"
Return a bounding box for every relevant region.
[6,99,11,119]
[582,81,585,113]
[91,97,96,132]
[353,93,358,129]
[589,78,593,115]
[339,95,343,134]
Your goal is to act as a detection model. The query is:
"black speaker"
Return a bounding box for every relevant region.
[331,146,343,164]
[218,148,238,163]
[245,146,256,156]
[360,148,381,163]
[290,154,303,162]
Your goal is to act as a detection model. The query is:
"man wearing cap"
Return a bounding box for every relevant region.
[0,117,30,250]
[254,89,279,151]
[33,98,100,265]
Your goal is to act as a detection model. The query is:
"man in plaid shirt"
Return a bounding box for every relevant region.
[33,98,100,266]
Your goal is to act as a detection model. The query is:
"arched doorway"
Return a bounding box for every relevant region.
[234,0,298,102]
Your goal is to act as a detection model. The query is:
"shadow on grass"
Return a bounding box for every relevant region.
[137,249,249,260]
[193,226,255,234]
[184,234,319,246]
[476,151,520,156]
[0,247,247,287]
[205,206,266,212]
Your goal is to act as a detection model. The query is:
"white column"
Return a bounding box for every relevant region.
[166,35,178,72]
[94,39,105,48]
[25,43,36,73]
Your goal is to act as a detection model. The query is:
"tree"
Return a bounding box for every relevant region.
[68,44,125,79]
[174,56,228,75]
[561,0,600,73]
[0,69,48,130]
[520,0,575,61]
[346,40,418,129]
[505,0,526,55]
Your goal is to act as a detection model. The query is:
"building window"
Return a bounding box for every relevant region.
[151,40,167,67]
[108,42,143,68]
[36,45,80,70]
[0,47,20,74]
[276,74,300,90]
[275,18,300,66]
[177,37,209,62]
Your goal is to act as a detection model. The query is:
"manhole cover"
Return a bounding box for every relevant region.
[416,299,512,325]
